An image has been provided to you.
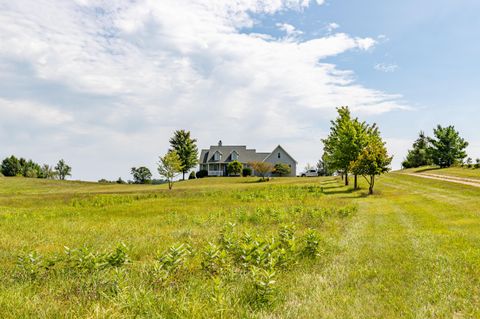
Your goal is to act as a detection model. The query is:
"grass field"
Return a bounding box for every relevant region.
[1,173,480,318]
[404,166,480,180]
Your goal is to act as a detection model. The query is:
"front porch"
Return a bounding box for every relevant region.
[201,163,228,176]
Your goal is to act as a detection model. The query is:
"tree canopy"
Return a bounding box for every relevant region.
[169,130,198,180]
[130,166,152,184]
[402,131,432,169]
[429,125,468,168]
[322,106,372,188]
[55,159,72,180]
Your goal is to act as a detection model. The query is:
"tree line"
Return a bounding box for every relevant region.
[402,126,472,169]
[0,156,71,180]
[321,107,392,195]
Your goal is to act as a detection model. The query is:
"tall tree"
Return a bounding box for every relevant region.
[429,125,468,168]
[351,130,392,195]
[402,131,432,168]
[55,159,72,180]
[169,130,198,180]
[158,151,183,190]
[130,167,152,184]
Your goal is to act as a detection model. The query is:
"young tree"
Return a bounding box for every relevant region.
[158,151,183,190]
[169,130,199,180]
[351,132,392,195]
[402,131,432,168]
[429,125,468,168]
[55,159,72,180]
[249,161,274,181]
[273,163,291,177]
[227,160,243,176]
[130,167,152,184]
[322,106,370,188]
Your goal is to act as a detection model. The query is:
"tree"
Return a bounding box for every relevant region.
[351,132,392,195]
[429,125,468,168]
[55,159,72,180]
[158,151,183,190]
[130,167,152,184]
[249,161,274,181]
[317,153,334,176]
[40,164,57,179]
[402,131,432,169]
[188,171,196,180]
[227,160,243,176]
[322,106,370,188]
[1,155,22,176]
[169,130,199,180]
[273,163,291,177]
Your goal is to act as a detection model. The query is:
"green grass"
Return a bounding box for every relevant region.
[0,174,480,318]
[403,166,480,180]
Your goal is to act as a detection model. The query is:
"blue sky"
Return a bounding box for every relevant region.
[0,0,478,180]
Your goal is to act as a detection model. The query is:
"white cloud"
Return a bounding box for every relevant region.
[375,63,399,73]
[0,0,410,180]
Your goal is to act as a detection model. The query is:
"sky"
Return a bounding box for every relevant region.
[0,0,479,181]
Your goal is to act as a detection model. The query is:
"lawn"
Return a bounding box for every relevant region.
[403,166,480,180]
[0,174,480,318]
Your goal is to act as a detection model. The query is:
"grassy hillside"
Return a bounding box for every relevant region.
[0,174,480,318]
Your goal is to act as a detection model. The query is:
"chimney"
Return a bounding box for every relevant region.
[218,140,222,146]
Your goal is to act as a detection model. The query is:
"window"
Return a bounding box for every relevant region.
[213,152,221,161]
[232,151,238,161]
[278,152,281,159]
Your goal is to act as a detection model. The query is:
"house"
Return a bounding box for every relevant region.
[199,141,297,177]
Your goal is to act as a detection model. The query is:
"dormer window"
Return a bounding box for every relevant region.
[231,151,239,161]
[213,152,221,161]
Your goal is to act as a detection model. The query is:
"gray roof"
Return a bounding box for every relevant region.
[199,145,270,164]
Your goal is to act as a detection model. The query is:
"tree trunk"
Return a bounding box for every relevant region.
[345,170,349,186]
[354,175,358,190]
[369,175,375,195]
[182,171,185,180]
[168,179,173,190]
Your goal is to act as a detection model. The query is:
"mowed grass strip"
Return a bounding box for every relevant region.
[0,174,480,318]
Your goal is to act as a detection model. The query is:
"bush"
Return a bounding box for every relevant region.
[227,160,243,176]
[242,167,252,177]
[189,171,196,180]
[196,170,208,178]
[273,163,291,177]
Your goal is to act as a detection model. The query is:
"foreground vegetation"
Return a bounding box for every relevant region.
[1,174,480,318]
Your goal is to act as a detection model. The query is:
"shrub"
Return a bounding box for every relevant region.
[273,163,291,177]
[250,267,277,307]
[189,171,196,180]
[302,229,321,258]
[227,160,243,176]
[475,158,480,169]
[242,167,252,177]
[196,169,208,178]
